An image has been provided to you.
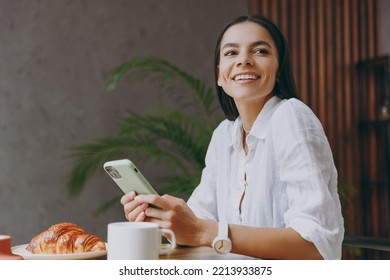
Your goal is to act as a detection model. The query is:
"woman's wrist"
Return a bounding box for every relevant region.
[195,219,218,247]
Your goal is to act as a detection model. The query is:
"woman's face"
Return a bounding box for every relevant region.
[217,22,279,105]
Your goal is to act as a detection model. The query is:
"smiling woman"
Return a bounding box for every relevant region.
[121,15,344,260]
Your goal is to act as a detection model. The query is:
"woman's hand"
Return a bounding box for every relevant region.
[120,191,149,222]
[133,194,212,246]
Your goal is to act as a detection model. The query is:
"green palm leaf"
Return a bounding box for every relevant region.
[65,57,223,216]
[118,114,209,169]
[105,57,217,132]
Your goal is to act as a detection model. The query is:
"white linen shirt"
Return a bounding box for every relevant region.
[187,96,345,260]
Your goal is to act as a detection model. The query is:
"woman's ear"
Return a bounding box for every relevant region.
[216,66,222,87]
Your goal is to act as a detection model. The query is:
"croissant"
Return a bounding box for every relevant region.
[26,222,106,254]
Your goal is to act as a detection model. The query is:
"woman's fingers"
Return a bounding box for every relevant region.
[121,191,150,222]
[138,195,188,228]
[144,206,165,220]
[120,191,136,205]
[126,203,148,221]
[135,194,182,210]
[135,211,146,222]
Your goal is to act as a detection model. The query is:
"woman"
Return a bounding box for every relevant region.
[121,15,344,260]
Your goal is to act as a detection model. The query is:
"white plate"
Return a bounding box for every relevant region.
[11,244,107,260]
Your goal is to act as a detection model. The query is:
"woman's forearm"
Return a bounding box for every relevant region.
[197,220,323,260]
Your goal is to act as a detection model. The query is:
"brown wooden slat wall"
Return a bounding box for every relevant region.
[248,0,380,257]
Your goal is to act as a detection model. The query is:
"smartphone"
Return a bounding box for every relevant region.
[103,159,158,195]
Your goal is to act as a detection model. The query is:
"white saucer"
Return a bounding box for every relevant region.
[11,244,107,260]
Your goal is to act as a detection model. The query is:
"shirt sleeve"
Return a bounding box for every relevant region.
[271,99,345,260]
[187,128,219,221]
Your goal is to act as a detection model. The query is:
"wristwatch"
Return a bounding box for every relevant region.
[212,222,232,254]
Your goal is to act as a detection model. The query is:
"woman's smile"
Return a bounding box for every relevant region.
[232,71,261,83]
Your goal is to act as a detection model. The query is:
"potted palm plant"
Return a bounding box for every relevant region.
[65,57,223,216]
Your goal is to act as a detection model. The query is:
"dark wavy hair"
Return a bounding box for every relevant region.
[214,15,298,120]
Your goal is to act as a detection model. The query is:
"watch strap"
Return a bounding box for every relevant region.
[218,221,229,239]
[212,221,232,254]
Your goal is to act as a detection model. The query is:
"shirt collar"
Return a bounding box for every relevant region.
[228,96,283,148]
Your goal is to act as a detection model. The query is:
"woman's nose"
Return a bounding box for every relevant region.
[237,53,254,66]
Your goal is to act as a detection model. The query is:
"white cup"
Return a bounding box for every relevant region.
[107,222,176,260]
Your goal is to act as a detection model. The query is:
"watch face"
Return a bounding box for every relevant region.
[214,239,232,254]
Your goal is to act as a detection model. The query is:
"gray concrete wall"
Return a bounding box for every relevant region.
[0,0,248,246]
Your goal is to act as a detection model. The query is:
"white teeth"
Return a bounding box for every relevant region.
[234,74,259,81]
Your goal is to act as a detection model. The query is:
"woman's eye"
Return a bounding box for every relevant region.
[224,50,237,56]
[254,49,269,54]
